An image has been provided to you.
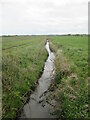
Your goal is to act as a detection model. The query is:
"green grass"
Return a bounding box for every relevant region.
[2,35,89,119]
[50,35,88,119]
[2,36,48,119]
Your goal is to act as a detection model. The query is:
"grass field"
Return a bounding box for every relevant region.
[2,35,89,119]
[49,35,88,119]
[2,36,48,118]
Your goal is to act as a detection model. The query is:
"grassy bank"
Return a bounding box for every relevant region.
[2,36,48,119]
[50,35,88,119]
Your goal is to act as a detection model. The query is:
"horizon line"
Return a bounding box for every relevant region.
[0,33,88,36]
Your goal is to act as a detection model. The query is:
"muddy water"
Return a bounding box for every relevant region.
[19,41,55,118]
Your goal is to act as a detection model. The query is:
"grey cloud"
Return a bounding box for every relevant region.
[1,0,88,35]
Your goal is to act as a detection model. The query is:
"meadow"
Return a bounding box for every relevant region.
[49,35,88,119]
[2,35,89,119]
[2,36,48,118]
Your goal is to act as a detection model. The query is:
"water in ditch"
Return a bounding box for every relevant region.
[19,41,55,118]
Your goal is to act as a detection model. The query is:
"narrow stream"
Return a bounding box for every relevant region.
[19,41,55,118]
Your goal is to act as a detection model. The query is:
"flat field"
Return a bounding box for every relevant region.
[2,35,89,119]
[50,35,88,118]
[2,36,48,118]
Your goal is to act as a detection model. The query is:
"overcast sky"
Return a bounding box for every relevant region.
[0,0,89,35]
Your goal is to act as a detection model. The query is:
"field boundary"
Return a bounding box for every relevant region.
[3,43,31,50]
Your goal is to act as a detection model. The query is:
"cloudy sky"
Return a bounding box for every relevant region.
[0,0,89,35]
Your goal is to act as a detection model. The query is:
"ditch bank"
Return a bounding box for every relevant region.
[17,40,56,119]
